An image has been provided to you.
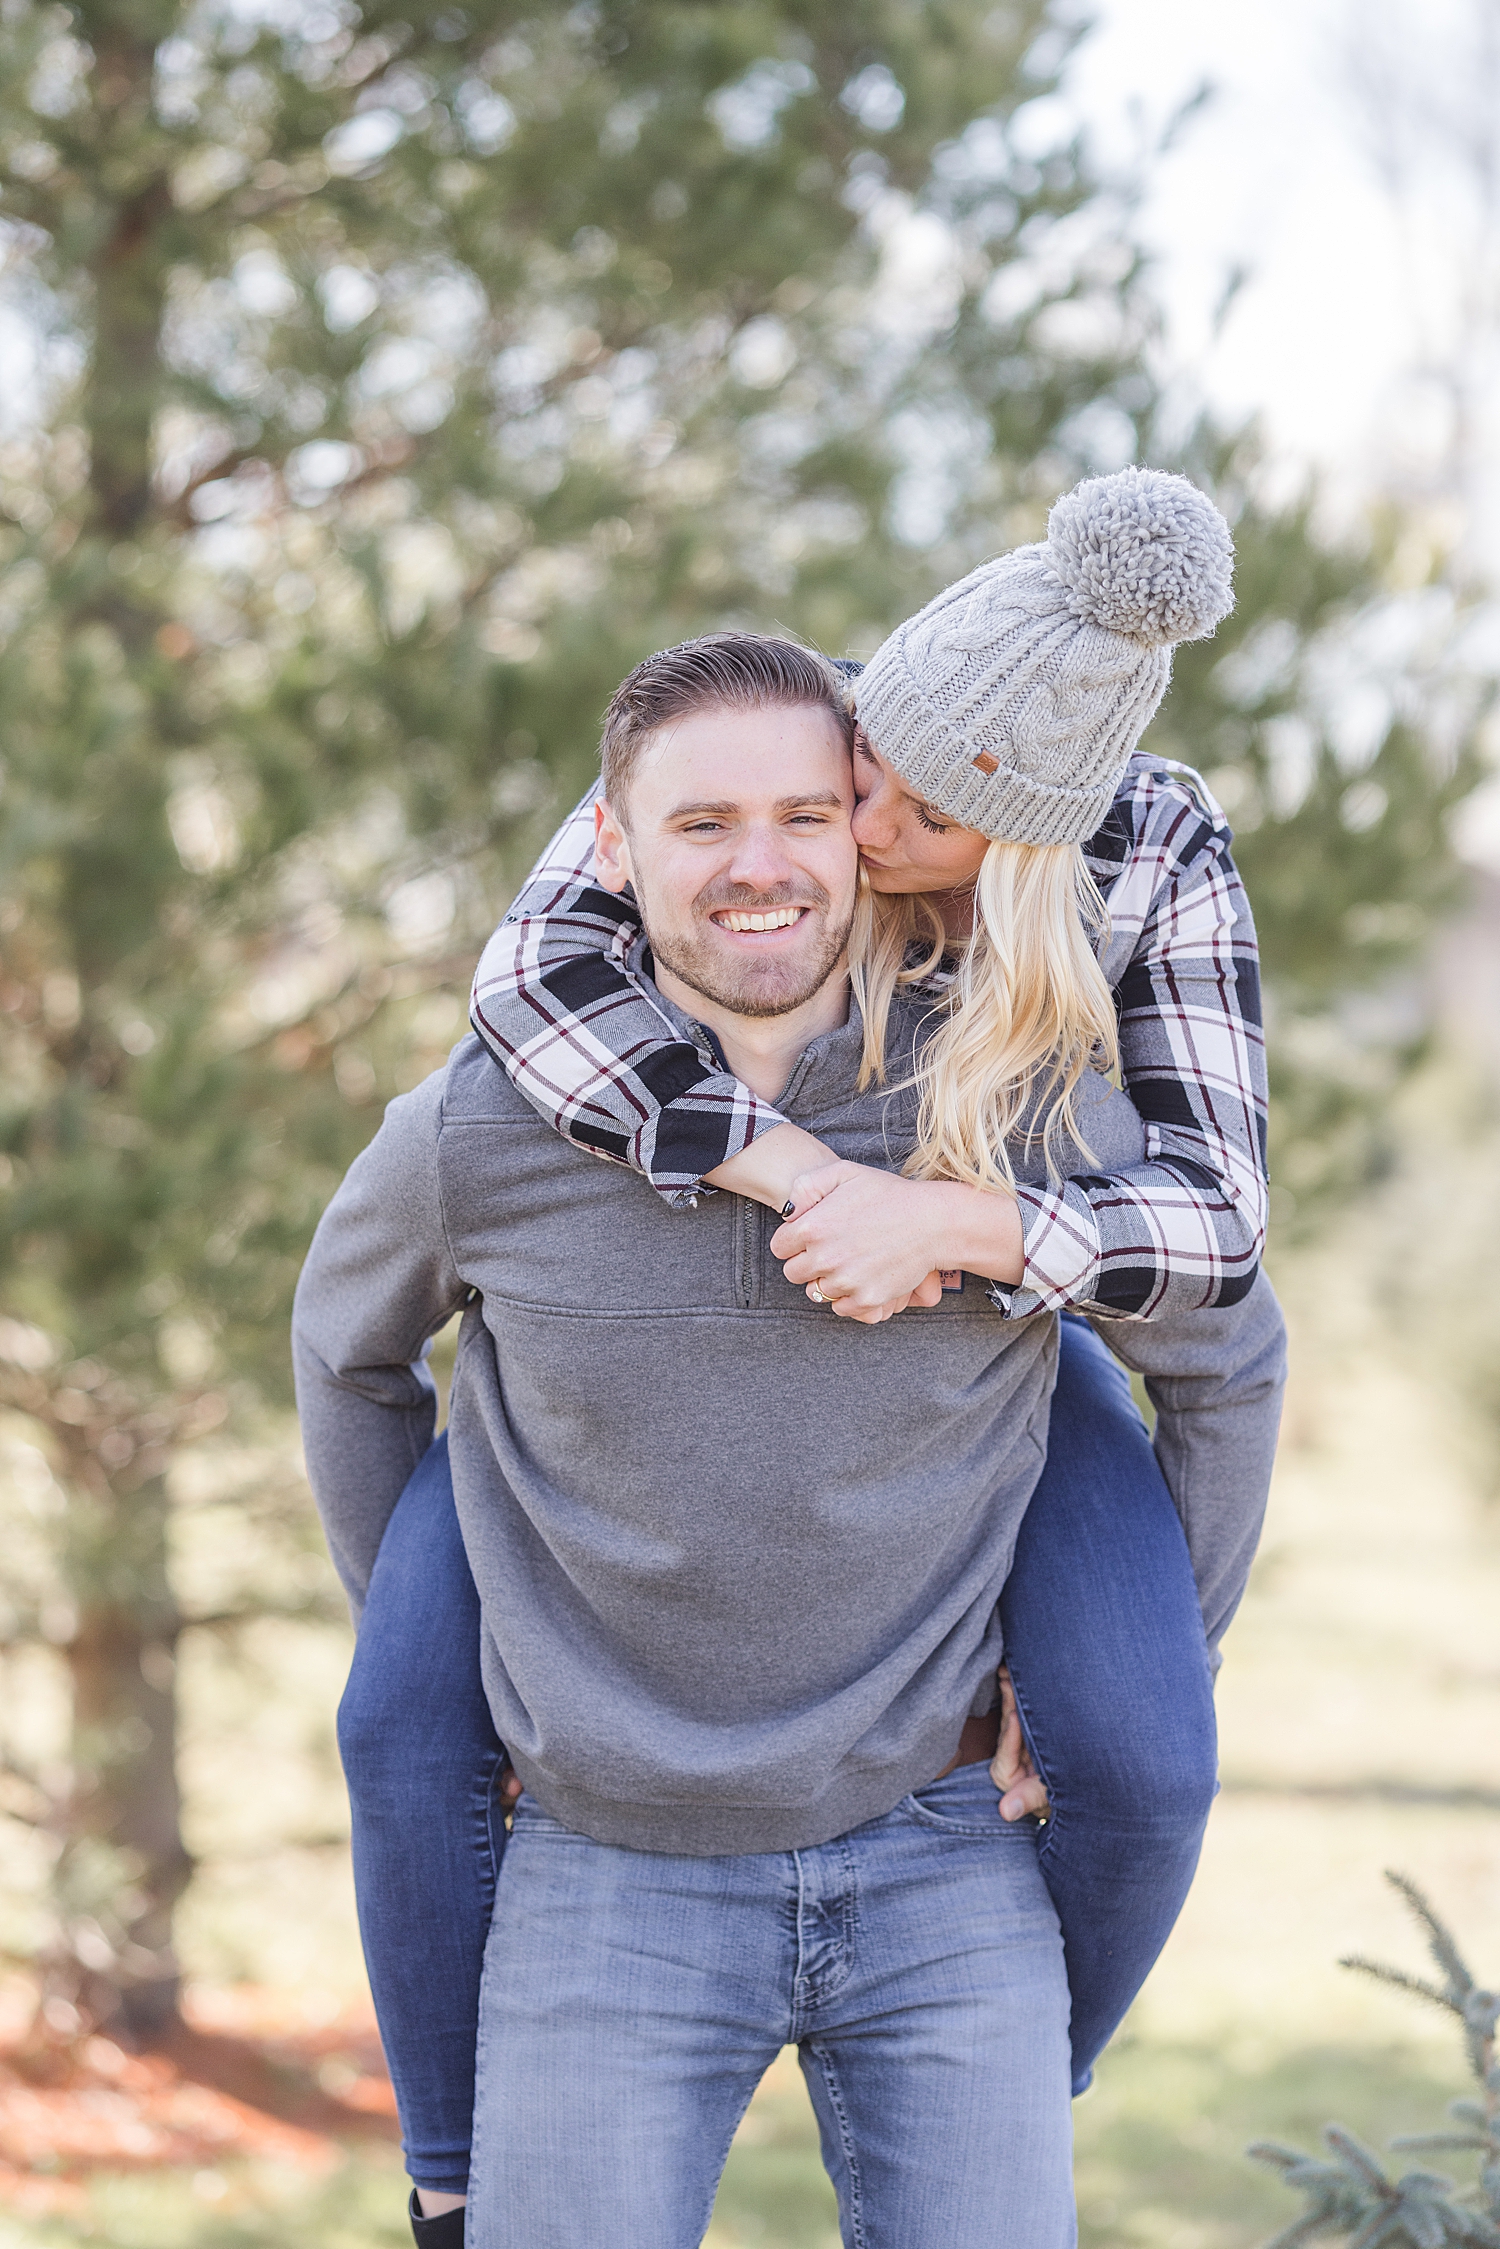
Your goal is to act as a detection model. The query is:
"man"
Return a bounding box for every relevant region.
[293,634,1276,2247]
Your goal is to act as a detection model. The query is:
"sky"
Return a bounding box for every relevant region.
[1062,0,1500,864]
[1064,0,1497,530]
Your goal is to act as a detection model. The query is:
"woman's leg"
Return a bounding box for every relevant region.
[336,1431,505,2196]
[1000,1318,1218,2094]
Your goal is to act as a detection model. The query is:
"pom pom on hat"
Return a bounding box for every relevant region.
[1046,466,1233,648]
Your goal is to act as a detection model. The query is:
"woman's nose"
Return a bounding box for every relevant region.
[851,785,895,851]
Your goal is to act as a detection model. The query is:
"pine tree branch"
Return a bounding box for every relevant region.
[1392,2135,1491,2153]
[1341,1956,1463,2018]
[1345,2210,1404,2249]
[1328,2125,1401,2192]
[1388,1870,1478,2001]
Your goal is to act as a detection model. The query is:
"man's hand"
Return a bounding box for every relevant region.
[991,1666,1049,1823]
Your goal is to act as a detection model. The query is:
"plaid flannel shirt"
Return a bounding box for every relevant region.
[469,753,1268,1320]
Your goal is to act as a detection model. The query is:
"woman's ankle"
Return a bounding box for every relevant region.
[409,2187,467,2246]
[415,2187,467,2217]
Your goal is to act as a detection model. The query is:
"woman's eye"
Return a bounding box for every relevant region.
[915,806,951,835]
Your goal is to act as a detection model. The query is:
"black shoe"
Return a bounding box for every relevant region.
[409,2189,466,2246]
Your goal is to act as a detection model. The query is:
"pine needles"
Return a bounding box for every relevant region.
[1248,1872,1500,2247]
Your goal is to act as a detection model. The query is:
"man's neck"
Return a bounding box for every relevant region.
[652,961,852,1104]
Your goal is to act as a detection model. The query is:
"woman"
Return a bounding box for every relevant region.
[338,470,1284,2243]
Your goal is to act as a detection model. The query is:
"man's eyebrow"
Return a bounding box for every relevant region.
[774,790,845,811]
[663,790,846,820]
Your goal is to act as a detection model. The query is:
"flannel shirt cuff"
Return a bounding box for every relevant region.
[985,1185,1101,1319]
[630,1089,792,1209]
[586,1141,710,1213]
[625,1075,791,1205]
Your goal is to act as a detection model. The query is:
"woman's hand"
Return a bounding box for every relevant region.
[768,1159,1026,1322]
[991,1666,1049,1823]
[769,1161,954,1323]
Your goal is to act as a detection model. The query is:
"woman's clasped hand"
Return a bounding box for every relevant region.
[769,1160,1026,1324]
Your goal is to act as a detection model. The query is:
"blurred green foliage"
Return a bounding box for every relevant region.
[1156,454,1492,1224]
[0,0,1490,2033]
[1248,1875,1500,2247]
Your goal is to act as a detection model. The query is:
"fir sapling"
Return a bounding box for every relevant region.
[1248,1871,1500,2246]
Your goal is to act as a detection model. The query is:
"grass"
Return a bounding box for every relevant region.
[0,2014,1472,2249]
[0,2161,414,2249]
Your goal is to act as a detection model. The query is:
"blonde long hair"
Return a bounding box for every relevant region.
[849,840,1119,1193]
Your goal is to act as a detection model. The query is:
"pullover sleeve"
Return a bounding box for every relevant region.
[1089,1267,1287,1663]
[1002,764,1269,1322]
[291,1070,470,1617]
[469,785,787,1207]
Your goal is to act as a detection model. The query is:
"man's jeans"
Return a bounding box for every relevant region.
[466,1759,1074,2249]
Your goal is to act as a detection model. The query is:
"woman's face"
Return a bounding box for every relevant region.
[849,724,989,895]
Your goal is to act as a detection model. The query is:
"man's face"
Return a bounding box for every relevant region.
[595,702,858,1019]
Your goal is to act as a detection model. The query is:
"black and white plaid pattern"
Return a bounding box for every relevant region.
[470,754,1268,1318]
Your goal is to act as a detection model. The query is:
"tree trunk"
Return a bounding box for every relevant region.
[84,179,174,544]
[64,1483,193,2041]
[47,3,192,2044]
[83,12,173,556]
[34,1447,194,2045]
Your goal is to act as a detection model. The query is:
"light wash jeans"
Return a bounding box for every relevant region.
[465,1759,1075,2249]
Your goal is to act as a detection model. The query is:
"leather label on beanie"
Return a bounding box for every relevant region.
[971,750,1000,776]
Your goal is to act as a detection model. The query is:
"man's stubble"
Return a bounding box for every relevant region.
[635,873,856,1020]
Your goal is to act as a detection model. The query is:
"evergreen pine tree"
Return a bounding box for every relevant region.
[0,2,1487,2038]
[1249,1874,1500,2247]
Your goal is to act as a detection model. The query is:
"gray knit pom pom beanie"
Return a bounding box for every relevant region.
[853,466,1234,845]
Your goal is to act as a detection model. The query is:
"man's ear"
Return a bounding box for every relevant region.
[594,797,632,894]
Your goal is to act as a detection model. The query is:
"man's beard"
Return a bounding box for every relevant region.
[638,875,855,1019]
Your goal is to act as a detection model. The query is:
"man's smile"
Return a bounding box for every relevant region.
[710,906,810,936]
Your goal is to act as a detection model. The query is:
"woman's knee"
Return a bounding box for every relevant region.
[338,1668,499,1832]
[337,1431,494,1798]
[336,1641,410,1797]
[1058,1705,1218,1835]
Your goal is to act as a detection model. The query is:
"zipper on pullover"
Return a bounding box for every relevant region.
[733,1196,763,1309]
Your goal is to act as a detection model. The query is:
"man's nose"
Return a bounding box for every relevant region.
[723,822,798,892]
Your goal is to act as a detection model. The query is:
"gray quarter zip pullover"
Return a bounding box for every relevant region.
[293,990,1283,1856]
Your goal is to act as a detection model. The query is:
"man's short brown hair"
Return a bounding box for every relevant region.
[599,632,853,811]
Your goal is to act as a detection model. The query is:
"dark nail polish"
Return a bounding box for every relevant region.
[781,1200,796,1217]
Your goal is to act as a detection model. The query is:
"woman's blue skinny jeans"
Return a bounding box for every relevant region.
[337,1316,1218,2194]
